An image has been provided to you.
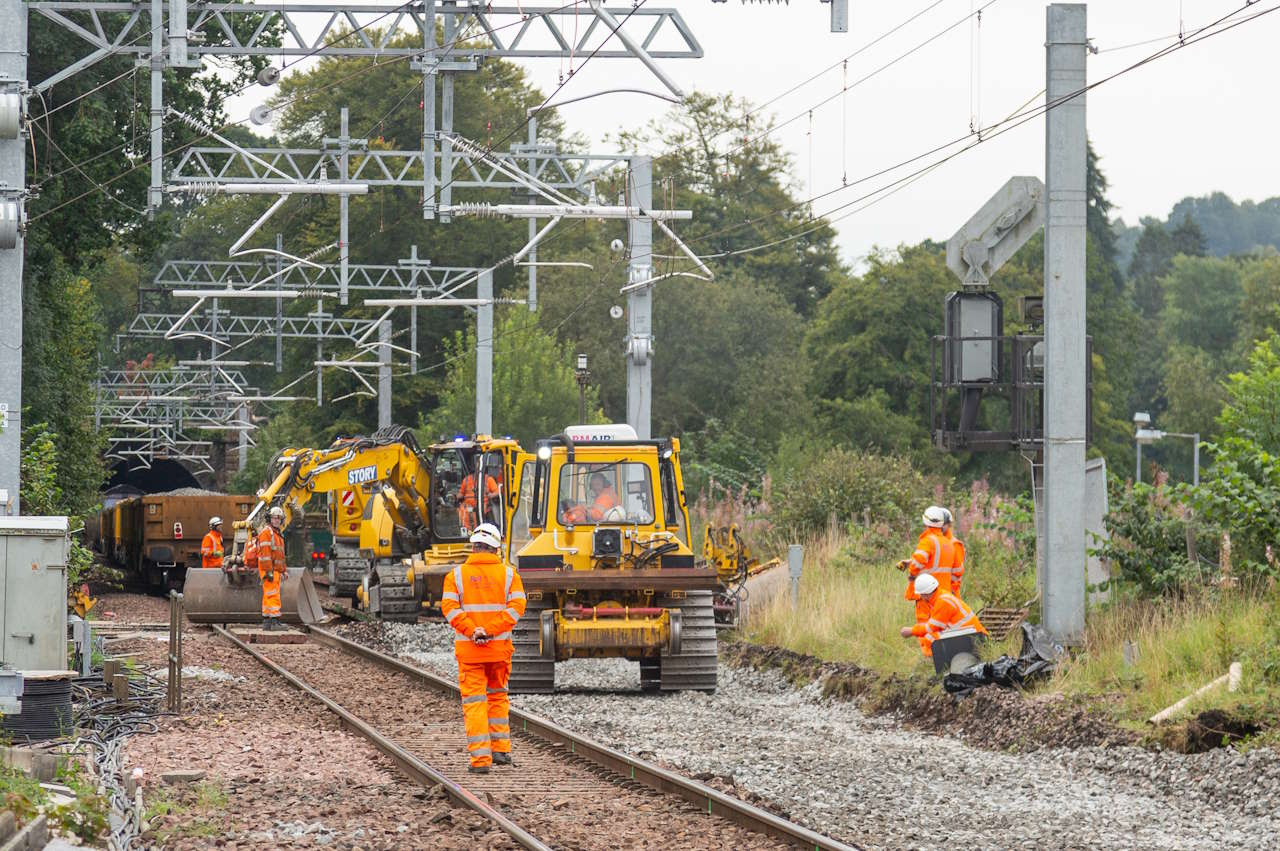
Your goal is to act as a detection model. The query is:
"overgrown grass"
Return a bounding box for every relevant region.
[743,523,1280,735]
[1053,588,1280,725]
[145,782,227,843]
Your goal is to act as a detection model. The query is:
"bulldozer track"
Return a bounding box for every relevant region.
[214,624,856,851]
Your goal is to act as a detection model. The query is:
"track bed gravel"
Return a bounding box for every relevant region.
[116,630,511,849]
[342,620,1280,851]
[253,639,788,851]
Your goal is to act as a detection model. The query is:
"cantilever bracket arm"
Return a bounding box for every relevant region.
[588,0,686,99]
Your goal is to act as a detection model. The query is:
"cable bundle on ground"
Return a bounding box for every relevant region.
[0,677,74,742]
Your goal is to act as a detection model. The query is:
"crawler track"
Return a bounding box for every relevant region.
[215,625,856,851]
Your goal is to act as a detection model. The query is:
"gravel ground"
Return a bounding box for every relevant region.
[91,590,173,622]
[352,620,1280,851]
[116,630,514,849]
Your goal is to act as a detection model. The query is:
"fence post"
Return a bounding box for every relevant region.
[788,544,803,611]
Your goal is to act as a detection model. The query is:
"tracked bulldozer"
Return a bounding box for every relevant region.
[507,424,720,694]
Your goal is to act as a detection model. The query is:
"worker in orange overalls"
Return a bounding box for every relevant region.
[257,506,288,630]
[900,574,987,657]
[586,472,619,521]
[440,523,526,774]
[941,507,966,596]
[457,468,501,533]
[200,517,224,569]
[896,506,955,652]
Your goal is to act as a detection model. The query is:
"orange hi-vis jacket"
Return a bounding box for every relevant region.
[441,551,527,663]
[948,532,967,595]
[257,525,286,618]
[910,591,987,656]
[200,530,224,569]
[905,528,955,601]
[588,486,619,520]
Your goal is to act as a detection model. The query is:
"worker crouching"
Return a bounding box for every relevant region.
[900,573,987,658]
[440,523,526,773]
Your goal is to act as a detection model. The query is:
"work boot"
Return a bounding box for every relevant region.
[262,618,271,630]
[492,752,513,766]
[467,764,490,774]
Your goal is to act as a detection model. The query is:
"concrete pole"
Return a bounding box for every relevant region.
[527,118,538,311]
[0,0,26,514]
[626,156,654,439]
[1043,4,1088,644]
[377,319,392,429]
[439,10,454,223]
[316,337,323,407]
[339,107,350,305]
[275,233,284,372]
[1135,441,1141,483]
[237,403,249,470]
[1192,433,1200,486]
[475,269,493,435]
[421,0,436,219]
[149,0,163,212]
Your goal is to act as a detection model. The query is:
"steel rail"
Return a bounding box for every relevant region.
[211,625,552,851]
[306,625,859,851]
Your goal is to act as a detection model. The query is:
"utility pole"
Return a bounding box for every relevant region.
[377,319,392,429]
[1043,3,1088,644]
[626,157,654,440]
[0,0,26,515]
[475,270,493,435]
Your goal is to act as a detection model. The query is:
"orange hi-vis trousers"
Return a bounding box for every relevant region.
[458,659,512,768]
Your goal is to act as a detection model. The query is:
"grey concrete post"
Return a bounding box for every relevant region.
[377,319,392,429]
[475,269,493,435]
[1193,434,1200,486]
[788,544,803,611]
[237,403,249,470]
[626,156,654,439]
[0,0,26,514]
[439,11,454,223]
[339,107,350,305]
[527,119,538,311]
[149,0,163,212]
[1135,441,1141,483]
[1043,4,1088,644]
[315,338,323,407]
[275,233,284,372]
[421,0,436,219]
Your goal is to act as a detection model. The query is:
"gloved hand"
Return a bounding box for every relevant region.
[472,627,490,645]
[895,559,911,572]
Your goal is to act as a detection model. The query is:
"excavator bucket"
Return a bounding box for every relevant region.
[183,568,324,625]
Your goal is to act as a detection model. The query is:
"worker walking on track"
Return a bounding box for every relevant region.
[201,517,224,570]
[941,507,966,596]
[257,506,288,630]
[900,574,987,657]
[440,523,526,774]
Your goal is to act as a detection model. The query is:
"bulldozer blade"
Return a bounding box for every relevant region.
[183,569,324,625]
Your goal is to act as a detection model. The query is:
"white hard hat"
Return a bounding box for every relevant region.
[268,506,285,520]
[922,506,947,528]
[209,516,222,527]
[603,505,627,522]
[470,522,502,549]
[940,507,954,526]
[914,573,939,597]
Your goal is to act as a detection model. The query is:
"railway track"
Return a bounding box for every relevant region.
[214,624,857,851]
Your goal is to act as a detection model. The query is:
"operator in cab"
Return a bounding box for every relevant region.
[586,471,619,520]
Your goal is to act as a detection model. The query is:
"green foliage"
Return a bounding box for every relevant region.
[1096,477,1210,597]
[0,763,108,842]
[421,311,604,448]
[20,422,97,587]
[1161,345,1227,438]
[1159,256,1245,358]
[1240,256,1280,348]
[1218,333,1280,452]
[771,448,937,534]
[1186,438,1280,581]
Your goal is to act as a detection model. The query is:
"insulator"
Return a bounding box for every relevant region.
[453,202,496,218]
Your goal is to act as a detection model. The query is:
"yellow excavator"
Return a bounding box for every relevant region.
[368,434,525,619]
[507,424,721,693]
[184,426,432,624]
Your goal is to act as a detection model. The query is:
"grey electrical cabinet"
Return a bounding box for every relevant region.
[1,516,70,671]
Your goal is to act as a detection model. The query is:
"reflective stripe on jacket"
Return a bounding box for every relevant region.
[910,592,987,645]
[440,551,527,662]
[257,526,285,576]
[905,529,954,599]
[201,530,224,569]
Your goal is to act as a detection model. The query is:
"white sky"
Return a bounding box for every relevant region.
[225,0,1280,265]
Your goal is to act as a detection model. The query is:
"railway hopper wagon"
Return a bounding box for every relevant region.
[99,493,253,590]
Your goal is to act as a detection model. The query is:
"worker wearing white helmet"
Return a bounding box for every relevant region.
[257,506,288,630]
[900,573,987,658]
[439,522,526,773]
[200,517,224,570]
[895,505,956,653]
